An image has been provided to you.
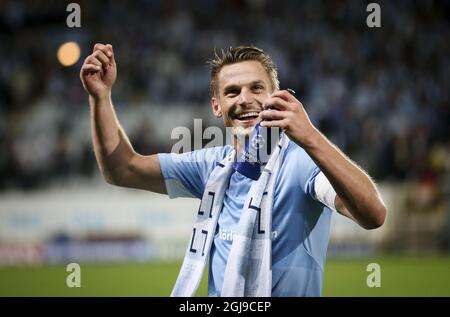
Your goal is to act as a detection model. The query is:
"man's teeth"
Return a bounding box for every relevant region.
[236,112,259,119]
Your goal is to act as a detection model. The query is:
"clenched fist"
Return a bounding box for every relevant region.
[80,43,117,99]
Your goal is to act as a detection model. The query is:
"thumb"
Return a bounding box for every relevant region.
[106,44,115,64]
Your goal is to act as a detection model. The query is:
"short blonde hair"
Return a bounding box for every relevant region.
[208,46,280,97]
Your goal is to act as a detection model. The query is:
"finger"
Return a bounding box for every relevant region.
[93,43,107,53]
[259,109,287,121]
[106,44,115,62]
[81,64,101,76]
[81,68,99,78]
[271,90,297,103]
[93,50,110,67]
[83,63,101,71]
[93,43,114,62]
[85,56,102,67]
[260,119,287,129]
[264,96,291,111]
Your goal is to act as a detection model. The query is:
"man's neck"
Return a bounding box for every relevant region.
[234,136,242,153]
[230,126,254,154]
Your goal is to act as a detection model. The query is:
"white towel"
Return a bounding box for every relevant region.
[171,134,288,297]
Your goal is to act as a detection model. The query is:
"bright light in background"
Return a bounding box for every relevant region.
[57,41,81,66]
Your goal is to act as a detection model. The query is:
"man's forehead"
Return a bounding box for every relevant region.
[218,61,270,89]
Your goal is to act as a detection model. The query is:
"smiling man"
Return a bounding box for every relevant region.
[80,45,387,297]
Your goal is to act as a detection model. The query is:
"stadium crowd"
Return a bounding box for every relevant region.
[0,0,448,190]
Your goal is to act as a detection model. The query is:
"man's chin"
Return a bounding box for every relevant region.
[231,125,255,138]
[230,118,261,136]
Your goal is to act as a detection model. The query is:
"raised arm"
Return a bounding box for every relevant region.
[80,43,166,194]
[260,90,387,230]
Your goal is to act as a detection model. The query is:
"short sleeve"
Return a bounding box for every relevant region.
[158,146,231,199]
[304,166,322,199]
[284,140,321,199]
[290,142,333,208]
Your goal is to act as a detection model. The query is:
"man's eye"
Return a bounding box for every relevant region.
[225,91,238,97]
[252,86,264,92]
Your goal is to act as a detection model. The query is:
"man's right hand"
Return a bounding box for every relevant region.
[80,43,117,99]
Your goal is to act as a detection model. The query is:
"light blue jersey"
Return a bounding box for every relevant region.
[158,140,332,296]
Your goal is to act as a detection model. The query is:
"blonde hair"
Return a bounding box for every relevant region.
[208,46,280,97]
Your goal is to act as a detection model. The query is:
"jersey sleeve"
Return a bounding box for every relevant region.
[312,171,337,211]
[158,146,229,199]
[303,164,322,200]
[292,141,336,210]
[287,141,325,202]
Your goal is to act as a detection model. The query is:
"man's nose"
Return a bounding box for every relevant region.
[238,88,253,105]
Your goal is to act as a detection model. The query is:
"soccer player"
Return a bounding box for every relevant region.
[80,44,387,296]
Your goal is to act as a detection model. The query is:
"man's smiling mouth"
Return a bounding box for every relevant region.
[234,111,260,121]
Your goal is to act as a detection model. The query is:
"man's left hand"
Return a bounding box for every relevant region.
[259,90,318,148]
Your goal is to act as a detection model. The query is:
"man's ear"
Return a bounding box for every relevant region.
[211,96,222,118]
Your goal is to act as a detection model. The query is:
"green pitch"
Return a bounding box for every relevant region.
[1,256,449,296]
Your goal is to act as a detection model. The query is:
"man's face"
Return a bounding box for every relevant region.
[211,60,273,137]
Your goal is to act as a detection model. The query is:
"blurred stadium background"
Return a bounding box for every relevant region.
[0,0,449,296]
